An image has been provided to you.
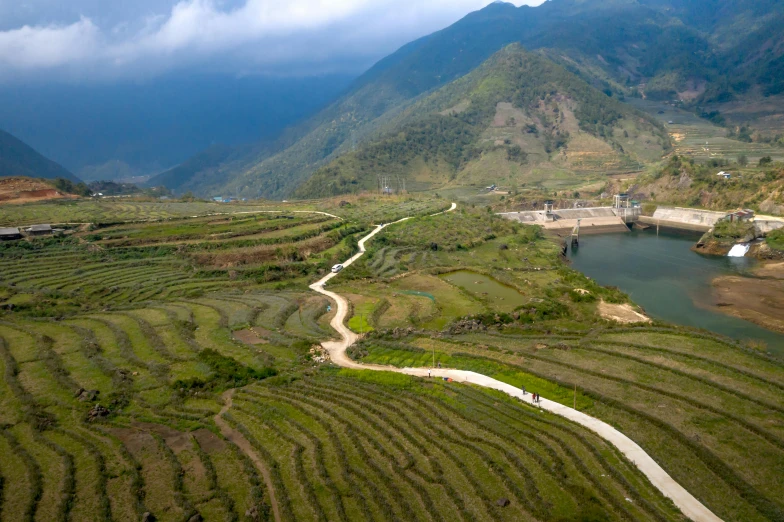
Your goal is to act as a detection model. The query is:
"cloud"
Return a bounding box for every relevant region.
[0,17,100,69]
[0,0,544,81]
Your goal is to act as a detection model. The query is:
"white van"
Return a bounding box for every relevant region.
[331,264,344,273]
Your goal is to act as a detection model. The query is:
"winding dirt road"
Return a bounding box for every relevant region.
[309,202,723,522]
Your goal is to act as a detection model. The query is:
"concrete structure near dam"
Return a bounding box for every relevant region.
[498,206,639,234]
[637,207,727,232]
[501,203,784,237]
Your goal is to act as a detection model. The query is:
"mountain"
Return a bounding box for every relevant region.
[0,130,80,182]
[147,143,272,196]
[295,45,669,198]
[160,0,784,199]
[0,73,354,178]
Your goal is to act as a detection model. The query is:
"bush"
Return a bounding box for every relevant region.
[172,349,276,391]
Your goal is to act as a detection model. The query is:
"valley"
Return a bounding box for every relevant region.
[2,0,784,521]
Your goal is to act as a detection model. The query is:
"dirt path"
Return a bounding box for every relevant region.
[309,202,723,522]
[214,389,281,522]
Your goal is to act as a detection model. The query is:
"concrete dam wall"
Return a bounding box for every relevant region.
[638,207,727,232]
[498,207,631,234]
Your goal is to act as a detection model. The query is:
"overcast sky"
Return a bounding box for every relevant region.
[0,0,545,82]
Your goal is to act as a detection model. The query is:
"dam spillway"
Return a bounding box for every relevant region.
[498,206,638,234]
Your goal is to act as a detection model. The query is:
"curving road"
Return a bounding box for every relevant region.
[309,201,722,522]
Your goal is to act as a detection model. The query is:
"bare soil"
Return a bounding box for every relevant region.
[193,428,226,454]
[0,177,76,204]
[712,274,784,333]
[232,329,269,345]
[598,300,651,324]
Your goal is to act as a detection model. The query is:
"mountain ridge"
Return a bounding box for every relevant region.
[295,44,669,198]
[152,0,784,199]
[0,129,80,183]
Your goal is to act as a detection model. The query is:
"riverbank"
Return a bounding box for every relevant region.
[711,261,784,335]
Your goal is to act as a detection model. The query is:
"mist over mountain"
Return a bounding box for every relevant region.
[0,73,354,179]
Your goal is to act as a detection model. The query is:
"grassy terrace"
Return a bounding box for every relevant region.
[0,197,781,521]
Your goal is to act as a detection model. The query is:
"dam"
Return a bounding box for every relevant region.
[500,201,784,237]
[498,198,640,234]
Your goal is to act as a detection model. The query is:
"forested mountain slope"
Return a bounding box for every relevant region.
[296,45,669,197]
[0,130,80,182]
[158,0,784,199]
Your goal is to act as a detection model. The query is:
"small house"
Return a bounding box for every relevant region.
[0,227,23,241]
[725,209,754,223]
[26,224,53,236]
[717,171,731,180]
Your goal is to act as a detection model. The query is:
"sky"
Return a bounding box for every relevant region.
[0,0,545,82]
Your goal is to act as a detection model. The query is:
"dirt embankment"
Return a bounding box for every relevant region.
[712,262,784,333]
[0,177,76,204]
[598,300,651,324]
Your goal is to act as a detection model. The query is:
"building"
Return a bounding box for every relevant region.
[725,209,755,223]
[717,171,731,180]
[26,224,53,236]
[0,227,23,241]
[614,193,630,209]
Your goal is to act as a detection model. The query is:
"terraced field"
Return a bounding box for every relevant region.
[0,200,282,227]
[351,326,784,522]
[225,370,685,522]
[0,197,781,521]
[629,99,784,164]
[0,194,452,229]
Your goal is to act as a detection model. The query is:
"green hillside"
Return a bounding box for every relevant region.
[157,0,784,199]
[0,130,80,182]
[296,45,669,198]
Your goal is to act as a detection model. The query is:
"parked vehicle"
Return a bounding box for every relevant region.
[331,264,344,273]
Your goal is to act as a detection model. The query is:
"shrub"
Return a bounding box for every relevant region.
[172,349,276,391]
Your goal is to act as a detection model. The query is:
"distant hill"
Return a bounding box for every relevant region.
[0,130,80,182]
[145,143,270,196]
[295,45,669,198]
[159,0,784,199]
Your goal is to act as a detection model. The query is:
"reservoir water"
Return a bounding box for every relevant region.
[566,228,784,354]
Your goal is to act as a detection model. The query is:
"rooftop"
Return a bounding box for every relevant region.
[28,224,52,232]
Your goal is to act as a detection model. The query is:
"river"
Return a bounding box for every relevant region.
[566,228,784,354]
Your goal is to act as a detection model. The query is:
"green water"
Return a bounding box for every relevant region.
[441,270,528,312]
[566,228,784,354]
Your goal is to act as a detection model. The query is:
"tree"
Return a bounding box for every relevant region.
[759,156,773,167]
[737,154,748,167]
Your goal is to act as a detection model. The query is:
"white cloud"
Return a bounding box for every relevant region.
[0,17,100,69]
[0,0,545,80]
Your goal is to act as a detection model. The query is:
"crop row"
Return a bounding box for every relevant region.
[391,333,783,522]
[224,374,678,521]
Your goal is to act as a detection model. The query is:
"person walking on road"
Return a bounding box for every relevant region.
[428,369,431,378]
[522,385,526,396]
